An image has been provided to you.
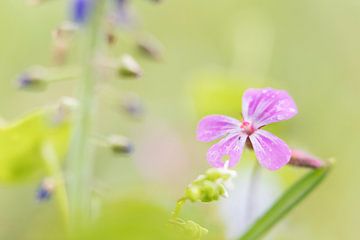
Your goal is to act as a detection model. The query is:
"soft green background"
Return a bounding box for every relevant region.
[0,0,359,239]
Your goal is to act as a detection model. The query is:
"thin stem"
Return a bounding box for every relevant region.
[67,0,106,235]
[245,162,261,224]
[42,141,69,227]
[171,197,187,219]
[45,66,80,83]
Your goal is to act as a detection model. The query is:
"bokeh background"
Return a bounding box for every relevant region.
[0,0,359,239]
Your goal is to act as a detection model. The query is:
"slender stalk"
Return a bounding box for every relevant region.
[67,0,106,235]
[171,197,187,219]
[42,141,69,227]
[244,162,261,224]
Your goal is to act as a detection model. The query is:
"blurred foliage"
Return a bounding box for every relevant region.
[0,0,359,240]
[0,110,69,183]
[239,166,330,240]
[191,73,254,117]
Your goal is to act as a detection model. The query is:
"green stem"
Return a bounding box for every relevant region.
[45,66,80,83]
[67,0,106,235]
[171,197,187,219]
[42,141,69,227]
[245,162,261,223]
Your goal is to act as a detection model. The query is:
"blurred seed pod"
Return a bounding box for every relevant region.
[106,30,117,46]
[120,93,145,119]
[137,38,163,61]
[107,134,133,154]
[51,22,78,65]
[52,96,79,124]
[289,149,327,169]
[16,66,49,91]
[118,54,143,78]
[36,177,55,201]
[112,0,136,28]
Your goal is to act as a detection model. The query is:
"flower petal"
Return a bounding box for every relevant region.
[242,88,298,128]
[249,130,291,170]
[207,134,247,168]
[197,115,241,142]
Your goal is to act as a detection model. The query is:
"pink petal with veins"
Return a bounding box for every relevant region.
[207,134,247,168]
[249,129,291,170]
[242,88,298,128]
[197,115,241,142]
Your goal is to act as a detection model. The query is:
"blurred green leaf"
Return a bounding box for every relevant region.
[191,73,253,117]
[239,166,331,240]
[86,198,190,240]
[0,110,70,183]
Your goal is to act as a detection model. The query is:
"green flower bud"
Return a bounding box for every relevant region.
[52,96,78,124]
[185,184,202,202]
[107,134,133,154]
[184,167,236,203]
[118,54,143,78]
[137,38,163,61]
[16,66,48,91]
[205,167,236,181]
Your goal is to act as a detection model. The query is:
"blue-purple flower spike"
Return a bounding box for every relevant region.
[71,0,93,24]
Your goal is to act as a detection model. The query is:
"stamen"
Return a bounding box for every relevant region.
[240,121,256,135]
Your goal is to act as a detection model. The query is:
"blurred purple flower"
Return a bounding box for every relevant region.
[18,73,33,88]
[36,178,55,201]
[197,88,298,170]
[70,0,92,24]
[115,0,129,24]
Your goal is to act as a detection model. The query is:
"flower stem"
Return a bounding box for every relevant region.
[67,0,106,235]
[171,197,187,219]
[42,141,69,227]
[245,162,261,224]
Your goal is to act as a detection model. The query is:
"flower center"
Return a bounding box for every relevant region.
[240,121,256,135]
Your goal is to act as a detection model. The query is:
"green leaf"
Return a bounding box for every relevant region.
[191,73,252,117]
[239,166,331,240]
[0,110,70,183]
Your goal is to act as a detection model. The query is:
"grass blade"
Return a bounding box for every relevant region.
[239,166,331,240]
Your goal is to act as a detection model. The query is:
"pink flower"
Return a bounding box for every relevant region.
[196,88,298,170]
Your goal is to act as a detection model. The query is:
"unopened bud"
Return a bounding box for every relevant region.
[112,0,135,27]
[118,54,143,78]
[205,167,236,182]
[107,134,133,154]
[36,178,55,201]
[288,149,327,169]
[52,22,78,64]
[16,66,48,91]
[52,96,78,123]
[121,93,145,119]
[137,38,163,61]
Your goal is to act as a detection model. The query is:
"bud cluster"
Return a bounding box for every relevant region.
[185,167,237,203]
